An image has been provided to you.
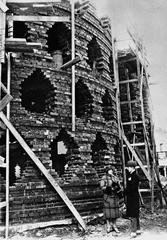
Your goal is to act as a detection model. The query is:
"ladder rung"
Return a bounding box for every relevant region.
[123,142,145,147]
[0,201,6,209]
[139,189,151,193]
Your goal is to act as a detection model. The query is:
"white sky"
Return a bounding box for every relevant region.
[90,0,167,150]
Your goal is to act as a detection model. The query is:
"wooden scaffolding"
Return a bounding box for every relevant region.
[112,31,158,210]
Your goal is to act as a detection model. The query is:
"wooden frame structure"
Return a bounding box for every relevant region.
[0,0,88,238]
[112,30,157,210]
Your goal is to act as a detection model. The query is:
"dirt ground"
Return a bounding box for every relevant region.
[1,208,167,240]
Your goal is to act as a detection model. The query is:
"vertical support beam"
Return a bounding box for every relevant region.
[5,52,10,240]
[127,81,133,133]
[0,63,1,99]
[71,0,75,132]
[0,0,7,63]
[151,161,154,213]
[112,37,126,188]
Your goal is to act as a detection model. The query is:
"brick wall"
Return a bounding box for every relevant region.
[0,1,121,225]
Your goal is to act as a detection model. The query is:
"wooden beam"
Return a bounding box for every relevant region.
[0,213,103,233]
[120,99,139,105]
[119,79,138,84]
[122,121,143,125]
[71,0,75,132]
[0,2,6,63]
[119,56,137,64]
[7,15,70,22]
[0,201,6,209]
[5,38,42,52]
[0,82,10,95]
[59,55,83,70]
[6,52,11,239]
[0,1,8,12]
[123,142,145,147]
[0,94,13,111]
[122,132,151,181]
[0,111,86,231]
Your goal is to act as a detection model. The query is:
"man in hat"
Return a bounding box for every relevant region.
[125,160,141,238]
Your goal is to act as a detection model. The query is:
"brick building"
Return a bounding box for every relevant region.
[0,0,121,227]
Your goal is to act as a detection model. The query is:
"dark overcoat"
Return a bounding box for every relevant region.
[125,171,140,218]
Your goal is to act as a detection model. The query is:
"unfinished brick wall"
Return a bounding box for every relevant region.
[0,1,121,225]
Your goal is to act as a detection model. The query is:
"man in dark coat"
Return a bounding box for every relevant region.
[125,160,141,238]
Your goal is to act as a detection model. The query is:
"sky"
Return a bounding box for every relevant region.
[89,0,167,151]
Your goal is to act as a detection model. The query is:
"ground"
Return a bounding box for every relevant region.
[1,208,167,240]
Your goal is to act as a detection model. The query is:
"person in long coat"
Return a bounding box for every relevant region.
[100,165,122,234]
[125,160,141,238]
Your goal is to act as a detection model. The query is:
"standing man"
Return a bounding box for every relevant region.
[125,160,141,238]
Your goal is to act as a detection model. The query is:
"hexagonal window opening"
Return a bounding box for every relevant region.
[50,129,78,177]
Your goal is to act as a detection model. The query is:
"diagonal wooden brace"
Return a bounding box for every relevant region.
[0,94,13,111]
[0,111,86,231]
[59,55,83,70]
[122,131,151,182]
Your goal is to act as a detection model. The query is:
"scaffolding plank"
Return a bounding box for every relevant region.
[7,15,70,22]
[119,79,138,84]
[59,55,83,70]
[122,132,151,181]
[120,99,139,105]
[0,1,8,12]
[123,142,145,147]
[5,38,42,52]
[0,94,13,111]
[0,82,10,95]
[0,201,6,209]
[122,121,143,125]
[0,111,86,231]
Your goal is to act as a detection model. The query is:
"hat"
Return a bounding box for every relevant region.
[126,160,137,167]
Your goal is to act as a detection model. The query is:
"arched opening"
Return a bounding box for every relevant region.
[101,89,114,121]
[87,36,103,72]
[20,69,53,114]
[50,129,78,177]
[47,22,71,65]
[91,132,108,167]
[75,79,93,118]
